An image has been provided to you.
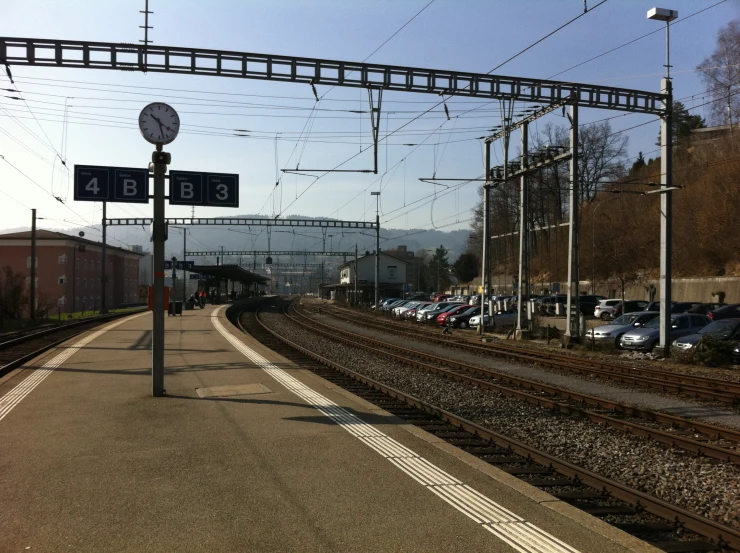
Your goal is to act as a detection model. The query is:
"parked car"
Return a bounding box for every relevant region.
[535,295,567,315]
[403,302,432,320]
[448,306,484,329]
[610,300,650,319]
[432,293,450,302]
[383,299,408,312]
[671,302,704,314]
[470,310,518,329]
[376,298,401,310]
[643,301,676,312]
[437,304,473,326]
[416,301,464,323]
[620,313,711,352]
[708,304,740,321]
[577,295,607,316]
[673,318,740,352]
[687,303,727,315]
[587,311,659,347]
[733,343,740,364]
[594,299,623,320]
[394,301,421,317]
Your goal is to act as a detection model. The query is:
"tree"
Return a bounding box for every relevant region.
[452,252,479,284]
[655,102,706,146]
[0,266,28,319]
[427,245,451,293]
[578,120,629,203]
[697,19,740,127]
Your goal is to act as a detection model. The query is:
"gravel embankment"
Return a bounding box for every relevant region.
[262,310,740,530]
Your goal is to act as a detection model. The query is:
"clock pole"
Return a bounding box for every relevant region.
[152,142,170,397]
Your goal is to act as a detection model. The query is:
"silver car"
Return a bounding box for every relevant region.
[587,311,659,347]
[416,301,464,323]
[620,313,710,352]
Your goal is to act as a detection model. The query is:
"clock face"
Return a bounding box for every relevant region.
[139,102,180,145]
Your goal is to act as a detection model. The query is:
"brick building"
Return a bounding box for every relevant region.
[0,230,145,315]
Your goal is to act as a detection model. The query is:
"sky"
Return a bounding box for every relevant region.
[0,0,737,254]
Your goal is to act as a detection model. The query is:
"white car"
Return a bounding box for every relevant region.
[469,311,518,328]
[594,299,623,321]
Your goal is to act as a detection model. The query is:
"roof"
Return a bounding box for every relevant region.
[337,251,409,269]
[192,264,268,285]
[0,230,146,257]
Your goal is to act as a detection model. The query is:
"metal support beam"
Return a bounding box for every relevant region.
[187,250,354,257]
[0,37,666,114]
[659,78,673,353]
[565,104,580,340]
[30,208,36,320]
[104,218,377,229]
[151,145,169,397]
[478,141,491,336]
[485,96,573,143]
[516,122,528,333]
[100,202,107,313]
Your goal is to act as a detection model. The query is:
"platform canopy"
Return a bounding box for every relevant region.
[192,264,268,285]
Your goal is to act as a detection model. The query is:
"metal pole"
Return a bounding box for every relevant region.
[30,208,36,320]
[182,229,186,302]
[152,144,169,397]
[479,141,490,335]
[354,243,358,306]
[659,77,673,353]
[100,202,107,313]
[565,104,580,340]
[516,122,528,334]
[375,205,380,309]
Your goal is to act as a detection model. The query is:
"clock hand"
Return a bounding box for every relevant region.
[151,114,173,133]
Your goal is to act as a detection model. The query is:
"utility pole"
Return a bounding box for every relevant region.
[371,191,380,308]
[659,77,673,353]
[516,122,528,336]
[354,243,358,306]
[565,104,580,342]
[182,228,187,302]
[30,208,36,320]
[479,141,491,335]
[100,202,108,314]
[152,145,170,397]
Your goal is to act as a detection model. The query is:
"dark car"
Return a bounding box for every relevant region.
[610,300,650,319]
[448,306,483,329]
[673,318,740,352]
[671,302,703,314]
[687,302,727,315]
[709,304,740,321]
[577,295,607,316]
[643,301,676,312]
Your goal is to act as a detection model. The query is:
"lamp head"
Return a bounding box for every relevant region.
[647,7,678,21]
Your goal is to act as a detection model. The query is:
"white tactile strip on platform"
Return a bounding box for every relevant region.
[212,307,583,553]
[0,312,149,422]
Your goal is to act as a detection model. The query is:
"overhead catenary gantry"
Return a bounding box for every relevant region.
[1,36,673,350]
[104,218,377,229]
[188,250,354,257]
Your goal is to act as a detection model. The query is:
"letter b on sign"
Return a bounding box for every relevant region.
[181,182,194,199]
[113,169,148,203]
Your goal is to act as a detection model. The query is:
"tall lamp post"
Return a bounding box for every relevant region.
[371,191,380,309]
[591,195,620,295]
[648,6,677,356]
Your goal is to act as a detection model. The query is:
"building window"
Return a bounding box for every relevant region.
[388,266,397,279]
[97,260,101,270]
[58,296,66,307]
[26,256,38,269]
[76,258,79,270]
[58,275,66,285]
[83,278,88,288]
[75,296,79,309]
[25,276,39,287]
[58,254,67,264]
[83,259,88,271]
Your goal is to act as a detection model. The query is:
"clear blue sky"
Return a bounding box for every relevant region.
[1,0,736,251]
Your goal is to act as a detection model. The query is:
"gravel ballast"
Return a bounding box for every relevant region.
[261,310,740,530]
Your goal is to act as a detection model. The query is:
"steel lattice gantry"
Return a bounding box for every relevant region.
[104,218,377,229]
[188,250,354,257]
[0,37,665,114]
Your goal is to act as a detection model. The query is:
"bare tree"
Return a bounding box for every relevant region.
[697,19,740,128]
[578,121,629,202]
[0,266,29,319]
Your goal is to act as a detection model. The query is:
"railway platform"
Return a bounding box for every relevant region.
[0,300,659,553]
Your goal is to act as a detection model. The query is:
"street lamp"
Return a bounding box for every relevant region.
[591,195,621,294]
[371,192,380,308]
[648,6,677,356]
[647,7,678,79]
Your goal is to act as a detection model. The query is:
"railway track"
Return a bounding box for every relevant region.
[289,302,740,465]
[0,310,146,378]
[234,299,740,552]
[317,303,740,405]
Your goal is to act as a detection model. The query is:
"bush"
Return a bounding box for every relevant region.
[692,336,738,367]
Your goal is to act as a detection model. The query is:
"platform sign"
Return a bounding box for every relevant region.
[189,274,204,279]
[164,261,173,270]
[175,261,195,270]
[169,170,239,207]
[74,165,149,203]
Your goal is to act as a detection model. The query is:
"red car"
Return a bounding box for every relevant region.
[432,293,450,302]
[437,304,471,326]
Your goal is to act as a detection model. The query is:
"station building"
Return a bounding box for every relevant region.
[324,251,408,302]
[0,230,146,315]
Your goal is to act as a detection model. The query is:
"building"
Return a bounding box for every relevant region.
[384,245,417,292]
[324,251,408,302]
[0,230,146,315]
